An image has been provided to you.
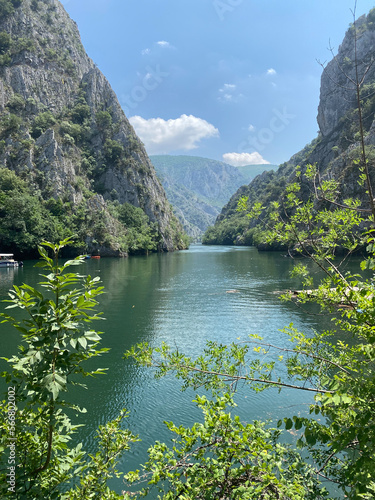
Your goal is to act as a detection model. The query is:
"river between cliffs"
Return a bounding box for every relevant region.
[1,244,344,496]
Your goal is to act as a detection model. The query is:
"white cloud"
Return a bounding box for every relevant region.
[157,40,171,48]
[218,83,236,94]
[266,68,277,76]
[129,114,219,155]
[222,152,270,166]
[218,83,244,103]
[248,124,255,132]
[141,41,174,56]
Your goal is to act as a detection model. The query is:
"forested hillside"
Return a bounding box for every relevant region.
[0,0,187,257]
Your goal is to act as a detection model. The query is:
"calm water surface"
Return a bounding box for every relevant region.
[0,245,337,495]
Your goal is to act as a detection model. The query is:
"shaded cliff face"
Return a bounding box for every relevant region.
[317,14,375,138]
[0,0,186,255]
[204,10,375,246]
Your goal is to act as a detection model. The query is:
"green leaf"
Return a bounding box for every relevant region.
[294,417,303,430]
[304,428,317,446]
[77,337,88,349]
[84,331,101,342]
[285,418,293,430]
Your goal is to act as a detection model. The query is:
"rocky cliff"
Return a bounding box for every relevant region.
[204,9,375,247]
[0,0,187,256]
[317,14,375,138]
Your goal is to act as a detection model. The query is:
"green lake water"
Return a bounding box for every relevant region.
[0,244,341,495]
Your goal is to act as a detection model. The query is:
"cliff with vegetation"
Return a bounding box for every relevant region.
[203,10,375,247]
[151,155,274,240]
[0,0,187,257]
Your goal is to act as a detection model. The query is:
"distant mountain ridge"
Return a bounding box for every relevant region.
[233,164,277,180]
[150,155,275,239]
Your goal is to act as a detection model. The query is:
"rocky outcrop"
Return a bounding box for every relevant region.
[0,0,186,255]
[317,14,375,137]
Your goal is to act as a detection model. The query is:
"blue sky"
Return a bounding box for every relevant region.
[61,0,375,166]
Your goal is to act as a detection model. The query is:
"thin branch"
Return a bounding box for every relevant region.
[313,172,371,212]
[157,362,334,394]
[236,339,352,376]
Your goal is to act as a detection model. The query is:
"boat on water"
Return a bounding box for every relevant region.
[0,254,23,267]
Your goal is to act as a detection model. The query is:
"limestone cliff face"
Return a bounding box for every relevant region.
[0,0,185,255]
[317,14,375,138]
[204,9,375,246]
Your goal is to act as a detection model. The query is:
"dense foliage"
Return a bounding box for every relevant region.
[201,171,288,247]
[0,239,138,498]
[125,394,323,499]
[0,167,170,257]
[0,0,22,19]
[0,168,67,256]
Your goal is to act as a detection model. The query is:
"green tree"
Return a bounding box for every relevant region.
[104,139,124,164]
[0,113,22,137]
[0,168,67,255]
[108,201,160,254]
[0,30,11,53]
[96,110,113,132]
[31,111,56,139]
[126,394,323,499]
[71,102,91,125]
[0,239,137,499]
[0,0,22,19]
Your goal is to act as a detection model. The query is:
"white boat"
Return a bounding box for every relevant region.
[0,254,22,267]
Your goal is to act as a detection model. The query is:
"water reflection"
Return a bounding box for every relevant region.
[0,267,21,297]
